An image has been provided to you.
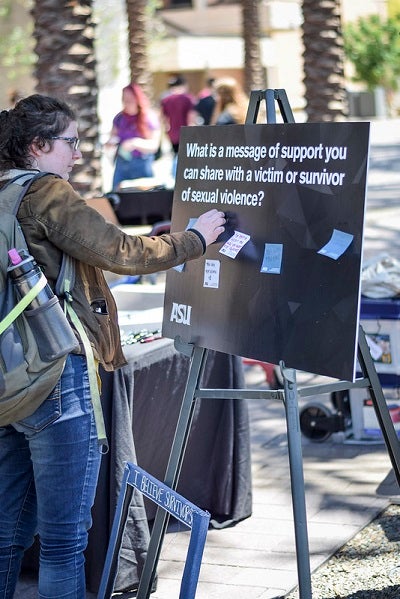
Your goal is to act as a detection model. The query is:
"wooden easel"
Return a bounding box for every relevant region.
[100,90,400,599]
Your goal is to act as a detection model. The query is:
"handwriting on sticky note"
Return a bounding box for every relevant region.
[219,231,250,259]
[204,260,220,288]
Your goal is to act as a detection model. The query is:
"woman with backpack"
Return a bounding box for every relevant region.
[0,94,225,599]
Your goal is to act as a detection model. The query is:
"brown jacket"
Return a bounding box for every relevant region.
[5,172,204,371]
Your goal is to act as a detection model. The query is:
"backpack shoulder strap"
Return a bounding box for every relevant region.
[55,253,76,297]
[0,172,70,293]
[0,171,51,216]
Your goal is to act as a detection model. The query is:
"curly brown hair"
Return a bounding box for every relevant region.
[0,94,76,172]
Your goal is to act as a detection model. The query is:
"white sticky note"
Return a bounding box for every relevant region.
[317,229,354,260]
[204,260,220,288]
[219,230,250,259]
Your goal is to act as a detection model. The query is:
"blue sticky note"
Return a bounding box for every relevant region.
[261,243,283,274]
[318,229,354,260]
[173,218,199,272]
[173,262,185,273]
[187,217,197,229]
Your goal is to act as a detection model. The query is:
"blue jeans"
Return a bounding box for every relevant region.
[0,354,101,598]
[112,153,155,190]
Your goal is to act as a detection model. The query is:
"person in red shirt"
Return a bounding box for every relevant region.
[161,75,196,175]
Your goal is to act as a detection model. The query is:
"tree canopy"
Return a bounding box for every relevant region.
[343,13,400,111]
[0,0,34,87]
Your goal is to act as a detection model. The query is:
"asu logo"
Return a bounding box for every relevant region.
[170,302,192,325]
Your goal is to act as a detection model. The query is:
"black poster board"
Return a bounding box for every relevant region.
[162,122,370,381]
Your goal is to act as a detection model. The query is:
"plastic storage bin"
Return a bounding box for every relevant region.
[350,297,400,440]
[358,297,400,385]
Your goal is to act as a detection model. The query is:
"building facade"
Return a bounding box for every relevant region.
[0,0,394,117]
[150,0,390,118]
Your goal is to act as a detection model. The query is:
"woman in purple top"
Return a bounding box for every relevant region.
[107,83,161,190]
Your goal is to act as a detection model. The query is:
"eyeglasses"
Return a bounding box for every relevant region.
[50,136,80,151]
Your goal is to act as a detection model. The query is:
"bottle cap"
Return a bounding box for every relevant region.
[8,248,22,266]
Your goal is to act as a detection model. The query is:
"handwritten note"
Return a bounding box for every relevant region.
[219,231,250,259]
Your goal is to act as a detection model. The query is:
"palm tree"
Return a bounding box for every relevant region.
[30,0,101,196]
[301,0,348,122]
[125,0,154,103]
[241,0,266,95]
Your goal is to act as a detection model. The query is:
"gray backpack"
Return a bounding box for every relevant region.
[0,172,76,425]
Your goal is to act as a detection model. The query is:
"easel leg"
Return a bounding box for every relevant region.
[97,476,134,599]
[136,345,209,599]
[281,363,312,599]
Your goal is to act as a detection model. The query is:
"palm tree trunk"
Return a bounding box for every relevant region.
[125,0,154,103]
[302,0,348,122]
[31,0,101,196]
[242,0,266,95]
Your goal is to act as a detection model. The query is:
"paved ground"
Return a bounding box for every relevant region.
[16,117,400,598]
[147,381,397,599]
[363,120,400,262]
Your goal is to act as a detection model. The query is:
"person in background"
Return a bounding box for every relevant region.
[0,93,225,599]
[195,77,216,126]
[160,75,197,175]
[211,77,249,125]
[106,83,160,190]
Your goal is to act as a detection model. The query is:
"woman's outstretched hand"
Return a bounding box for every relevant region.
[191,209,226,246]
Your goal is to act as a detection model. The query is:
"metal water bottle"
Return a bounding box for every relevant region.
[7,248,79,361]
